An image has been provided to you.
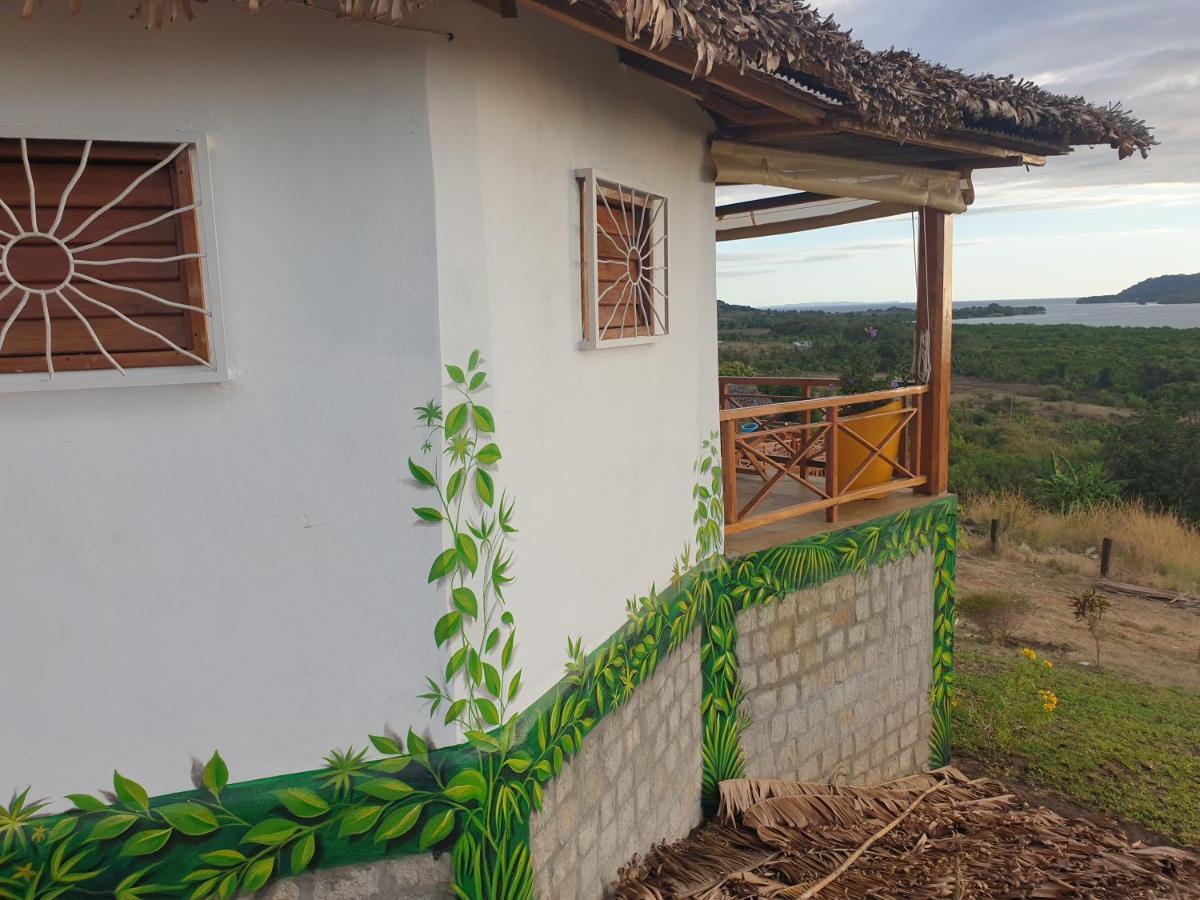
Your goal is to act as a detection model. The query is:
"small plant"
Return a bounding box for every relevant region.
[1069,588,1112,669]
[958,590,1032,644]
[836,339,905,415]
[955,648,1060,760]
[1034,453,1123,514]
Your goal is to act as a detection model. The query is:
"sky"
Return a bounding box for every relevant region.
[715,0,1200,306]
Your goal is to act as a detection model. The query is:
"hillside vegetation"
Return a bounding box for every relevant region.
[1079,272,1200,305]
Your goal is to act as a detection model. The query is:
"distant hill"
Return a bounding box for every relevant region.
[1078,273,1200,305]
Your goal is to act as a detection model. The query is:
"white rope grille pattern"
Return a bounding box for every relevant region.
[0,138,213,377]
[583,172,668,345]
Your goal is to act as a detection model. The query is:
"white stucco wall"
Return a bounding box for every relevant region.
[1,1,719,800]
[420,3,719,704]
[0,7,447,799]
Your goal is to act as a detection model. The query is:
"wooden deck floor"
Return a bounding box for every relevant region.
[724,473,948,556]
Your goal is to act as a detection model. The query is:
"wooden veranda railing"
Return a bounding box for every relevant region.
[719,376,930,536]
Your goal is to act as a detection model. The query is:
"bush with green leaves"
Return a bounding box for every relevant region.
[958,591,1032,644]
[1034,453,1124,514]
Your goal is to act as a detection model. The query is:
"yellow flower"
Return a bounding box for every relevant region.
[1020,647,1037,661]
[1043,659,1054,669]
[14,863,35,881]
[1039,689,1058,712]
[31,824,46,842]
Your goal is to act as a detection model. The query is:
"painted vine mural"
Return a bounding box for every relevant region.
[0,354,956,899]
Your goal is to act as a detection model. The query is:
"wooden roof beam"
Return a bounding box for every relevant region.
[617,51,753,124]
[520,0,829,126]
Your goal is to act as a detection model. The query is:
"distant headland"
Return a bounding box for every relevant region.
[1078,273,1200,305]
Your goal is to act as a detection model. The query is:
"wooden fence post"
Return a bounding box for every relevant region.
[720,418,738,529]
[1100,537,1113,578]
[825,406,840,524]
[990,518,1000,554]
[916,207,953,495]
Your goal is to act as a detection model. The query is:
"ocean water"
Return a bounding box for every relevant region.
[775,298,1200,329]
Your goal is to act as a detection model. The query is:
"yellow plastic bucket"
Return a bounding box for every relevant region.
[835,399,904,497]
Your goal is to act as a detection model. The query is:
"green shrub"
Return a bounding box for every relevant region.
[1034,453,1123,514]
[1041,385,1069,402]
[958,590,1032,643]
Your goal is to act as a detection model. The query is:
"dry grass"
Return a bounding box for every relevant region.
[964,494,1200,595]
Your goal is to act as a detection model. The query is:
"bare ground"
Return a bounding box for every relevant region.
[958,547,1200,691]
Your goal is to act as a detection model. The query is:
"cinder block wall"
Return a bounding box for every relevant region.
[529,632,703,898]
[737,550,934,784]
[259,855,452,900]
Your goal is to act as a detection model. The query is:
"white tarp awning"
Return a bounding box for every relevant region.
[711,141,972,240]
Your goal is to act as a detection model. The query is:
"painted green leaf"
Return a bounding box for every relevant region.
[475,442,501,465]
[66,793,108,813]
[371,756,412,774]
[456,533,478,573]
[444,699,467,725]
[369,734,402,755]
[407,458,437,487]
[242,857,274,893]
[48,817,78,843]
[501,631,515,670]
[475,469,495,507]
[407,728,429,762]
[86,813,139,843]
[468,349,481,371]
[472,405,496,433]
[507,670,522,703]
[446,364,465,385]
[483,663,501,697]
[452,587,478,617]
[190,877,220,900]
[216,871,239,899]
[418,808,455,850]
[113,771,149,812]
[443,769,487,805]
[412,506,443,522]
[357,778,414,801]
[434,611,462,646]
[503,753,531,774]
[475,697,500,726]
[291,832,316,875]
[338,805,383,837]
[183,869,223,884]
[445,402,469,436]
[446,646,467,680]
[158,802,219,836]
[202,751,228,800]
[375,803,423,844]
[468,371,486,391]
[120,827,173,857]
[199,849,246,868]
[447,467,465,501]
[428,548,459,583]
[272,788,330,819]
[241,818,300,846]
[464,730,500,752]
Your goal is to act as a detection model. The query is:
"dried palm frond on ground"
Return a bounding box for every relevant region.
[614,767,1200,899]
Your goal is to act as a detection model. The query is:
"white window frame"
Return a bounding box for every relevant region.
[576,168,669,350]
[0,126,227,394]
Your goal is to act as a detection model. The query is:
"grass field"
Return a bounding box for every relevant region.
[952,641,1200,845]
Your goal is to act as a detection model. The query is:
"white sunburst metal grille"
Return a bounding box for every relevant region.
[0,133,223,390]
[577,169,668,348]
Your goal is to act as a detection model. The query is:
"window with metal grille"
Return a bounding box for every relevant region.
[577,169,668,348]
[0,136,218,385]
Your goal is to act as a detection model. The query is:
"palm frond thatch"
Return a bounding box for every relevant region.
[21,0,1153,158]
[616,767,1200,898]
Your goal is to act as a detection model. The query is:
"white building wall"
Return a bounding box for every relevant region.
[421,3,719,705]
[0,0,719,800]
[0,7,447,799]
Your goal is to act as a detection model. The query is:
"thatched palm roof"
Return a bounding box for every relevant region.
[23,0,1154,159]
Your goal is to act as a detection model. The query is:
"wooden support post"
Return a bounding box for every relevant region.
[916,207,953,495]
[825,407,839,524]
[990,519,1000,554]
[720,418,739,529]
[1101,537,1113,578]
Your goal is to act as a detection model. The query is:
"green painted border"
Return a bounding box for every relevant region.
[1,427,955,900]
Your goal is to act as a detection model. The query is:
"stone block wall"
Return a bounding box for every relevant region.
[529,632,703,898]
[259,854,452,900]
[737,549,933,785]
